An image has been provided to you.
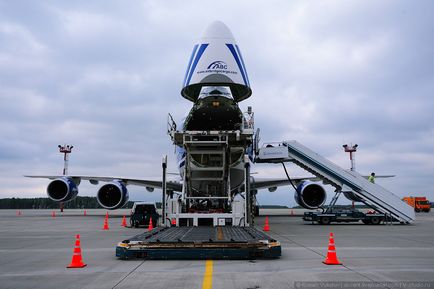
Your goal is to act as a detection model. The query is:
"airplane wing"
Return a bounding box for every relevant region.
[251,177,318,191]
[25,174,315,198]
[26,173,394,193]
[362,175,395,179]
[251,174,395,191]
[25,175,183,192]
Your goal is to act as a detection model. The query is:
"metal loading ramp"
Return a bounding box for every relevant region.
[281,140,414,223]
[116,227,281,260]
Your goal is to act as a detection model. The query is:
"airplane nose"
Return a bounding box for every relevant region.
[201,21,235,40]
[181,21,252,103]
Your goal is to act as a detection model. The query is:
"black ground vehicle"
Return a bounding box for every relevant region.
[130,202,159,228]
[303,208,393,225]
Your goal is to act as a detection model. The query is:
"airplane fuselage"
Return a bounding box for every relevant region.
[183,95,243,131]
[176,87,251,199]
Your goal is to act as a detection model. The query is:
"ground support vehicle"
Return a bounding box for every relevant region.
[129,202,159,228]
[402,196,431,213]
[117,128,281,260]
[303,189,397,225]
[116,226,281,260]
[303,209,395,225]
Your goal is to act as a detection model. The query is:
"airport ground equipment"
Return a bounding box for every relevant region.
[58,144,73,212]
[402,196,431,213]
[303,209,394,225]
[129,202,159,228]
[117,117,281,259]
[303,189,396,225]
[102,215,109,230]
[323,232,342,265]
[166,127,255,227]
[263,216,270,231]
[121,215,127,227]
[58,144,73,176]
[116,226,281,260]
[256,140,415,224]
[343,143,358,171]
[67,234,86,268]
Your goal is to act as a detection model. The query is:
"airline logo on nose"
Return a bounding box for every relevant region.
[207,61,228,70]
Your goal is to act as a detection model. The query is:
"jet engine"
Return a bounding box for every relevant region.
[294,181,326,209]
[97,180,129,210]
[47,177,79,202]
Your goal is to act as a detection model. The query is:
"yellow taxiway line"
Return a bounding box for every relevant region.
[202,260,213,289]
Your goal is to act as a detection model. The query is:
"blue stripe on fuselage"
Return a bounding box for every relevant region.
[183,44,199,87]
[175,146,186,174]
[185,43,209,86]
[235,44,250,86]
[226,44,248,86]
[178,160,185,169]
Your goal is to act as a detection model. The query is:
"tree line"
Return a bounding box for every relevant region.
[0,197,135,209]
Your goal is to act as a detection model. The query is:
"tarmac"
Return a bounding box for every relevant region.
[0,209,433,289]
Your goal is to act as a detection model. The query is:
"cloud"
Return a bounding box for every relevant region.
[0,0,433,205]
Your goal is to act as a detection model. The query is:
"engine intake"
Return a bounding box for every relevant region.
[294,181,326,209]
[47,177,79,202]
[97,180,129,210]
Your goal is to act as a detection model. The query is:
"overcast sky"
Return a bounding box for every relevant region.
[1,0,433,206]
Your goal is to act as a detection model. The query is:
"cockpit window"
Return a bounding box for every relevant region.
[198,86,233,99]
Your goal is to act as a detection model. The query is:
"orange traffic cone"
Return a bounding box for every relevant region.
[121,215,127,227]
[263,216,270,231]
[171,218,176,226]
[102,216,109,230]
[105,212,109,219]
[51,211,56,218]
[16,210,20,216]
[148,217,154,231]
[323,232,342,265]
[67,234,87,268]
[84,209,87,216]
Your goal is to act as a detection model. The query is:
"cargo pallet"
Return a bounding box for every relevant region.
[116,226,281,260]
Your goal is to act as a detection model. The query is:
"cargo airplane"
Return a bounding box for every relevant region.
[27,21,361,214]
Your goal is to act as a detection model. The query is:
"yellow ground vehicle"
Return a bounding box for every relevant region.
[402,197,431,213]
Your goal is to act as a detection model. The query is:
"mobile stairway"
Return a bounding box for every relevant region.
[257,140,415,224]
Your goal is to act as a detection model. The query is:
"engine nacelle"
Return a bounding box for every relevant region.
[47,177,79,202]
[97,180,129,210]
[294,181,326,209]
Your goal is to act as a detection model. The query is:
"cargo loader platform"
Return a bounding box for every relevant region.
[116,226,281,260]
